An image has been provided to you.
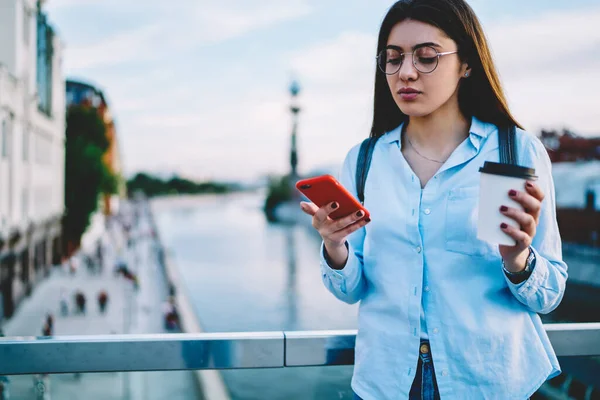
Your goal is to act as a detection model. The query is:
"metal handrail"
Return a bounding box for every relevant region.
[0,323,599,375]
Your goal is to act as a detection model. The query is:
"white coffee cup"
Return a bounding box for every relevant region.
[477,162,538,246]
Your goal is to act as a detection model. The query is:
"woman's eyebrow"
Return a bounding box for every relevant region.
[386,42,442,51]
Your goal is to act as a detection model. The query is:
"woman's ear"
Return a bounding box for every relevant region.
[462,66,472,78]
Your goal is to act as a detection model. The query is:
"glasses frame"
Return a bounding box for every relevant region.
[376,45,458,75]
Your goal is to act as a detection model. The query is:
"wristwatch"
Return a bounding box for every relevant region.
[503,247,536,283]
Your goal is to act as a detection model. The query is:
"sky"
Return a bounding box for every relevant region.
[45,0,600,182]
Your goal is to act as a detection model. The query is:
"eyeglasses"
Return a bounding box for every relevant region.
[376,46,458,75]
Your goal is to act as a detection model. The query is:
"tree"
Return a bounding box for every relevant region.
[126,173,233,197]
[63,106,113,255]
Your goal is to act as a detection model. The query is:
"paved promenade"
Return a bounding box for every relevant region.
[2,202,198,400]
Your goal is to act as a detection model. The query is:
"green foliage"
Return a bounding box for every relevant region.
[100,167,120,195]
[63,106,112,245]
[127,173,235,197]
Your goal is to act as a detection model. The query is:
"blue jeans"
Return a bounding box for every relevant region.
[353,340,440,400]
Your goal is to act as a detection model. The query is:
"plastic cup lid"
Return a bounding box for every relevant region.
[478,161,537,180]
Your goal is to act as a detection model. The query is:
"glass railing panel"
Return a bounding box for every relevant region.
[1,371,199,400]
[536,356,600,400]
[221,366,354,400]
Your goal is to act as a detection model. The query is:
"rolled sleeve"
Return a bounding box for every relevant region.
[505,247,564,313]
[507,137,568,314]
[320,241,363,297]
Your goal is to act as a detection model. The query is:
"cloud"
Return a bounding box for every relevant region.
[192,1,313,44]
[64,25,163,70]
[120,91,293,180]
[54,0,313,72]
[487,7,600,76]
[486,7,600,134]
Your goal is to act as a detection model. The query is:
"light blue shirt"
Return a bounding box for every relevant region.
[320,117,568,399]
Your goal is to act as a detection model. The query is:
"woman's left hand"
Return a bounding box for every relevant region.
[498,181,545,272]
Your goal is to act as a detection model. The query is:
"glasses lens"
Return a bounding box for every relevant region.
[378,48,403,75]
[414,46,438,73]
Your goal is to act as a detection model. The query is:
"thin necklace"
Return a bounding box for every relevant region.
[405,135,447,164]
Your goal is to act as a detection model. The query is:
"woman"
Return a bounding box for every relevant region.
[300,1,568,399]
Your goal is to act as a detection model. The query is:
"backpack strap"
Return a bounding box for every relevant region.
[356,137,378,204]
[498,125,518,165]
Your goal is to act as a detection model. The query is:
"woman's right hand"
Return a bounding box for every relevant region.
[300,201,370,268]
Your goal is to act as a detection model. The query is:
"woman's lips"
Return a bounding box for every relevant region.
[398,88,421,101]
[399,92,420,101]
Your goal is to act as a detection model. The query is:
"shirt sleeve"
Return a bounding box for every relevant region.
[320,144,368,305]
[504,135,568,314]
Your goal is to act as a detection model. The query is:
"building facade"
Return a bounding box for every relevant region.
[0,0,65,319]
[66,79,125,216]
[540,130,600,247]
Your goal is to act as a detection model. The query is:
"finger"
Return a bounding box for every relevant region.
[314,202,339,224]
[500,222,532,248]
[499,206,536,237]
[328,217,371,242]
[300,201,318,216]
[323,209,367,236]
[508,189,542,222]
[524,180,545,202]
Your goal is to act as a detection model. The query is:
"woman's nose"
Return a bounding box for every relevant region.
[397,56,418,81]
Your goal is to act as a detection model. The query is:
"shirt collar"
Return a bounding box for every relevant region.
[382,116,496,150]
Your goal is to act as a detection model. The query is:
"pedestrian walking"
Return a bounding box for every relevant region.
[59,288,69,316]
[97,290,108,314]
[41,315,52,337]
[74,291,86,315]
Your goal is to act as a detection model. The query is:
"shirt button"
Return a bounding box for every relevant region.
[424,286,430,292]
[416,246,422,253]
[424,208,431,215]
[442,370,448,377]
[433,328,439,334]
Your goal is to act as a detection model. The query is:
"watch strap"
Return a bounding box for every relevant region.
[503,247,535,283]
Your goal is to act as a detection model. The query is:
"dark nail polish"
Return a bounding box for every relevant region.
[365,218,371,223]
[526,182,534,188]
[508,190,517,197]
[331,202,338,209]
[500,206,508,212]
[500,223,508,229]
[356,210,363,217]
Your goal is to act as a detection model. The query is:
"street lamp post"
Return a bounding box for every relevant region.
[289,80,301,183]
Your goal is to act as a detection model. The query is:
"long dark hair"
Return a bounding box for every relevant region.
[370,0,522,138]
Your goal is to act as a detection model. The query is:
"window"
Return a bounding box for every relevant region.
[36,10,53,116]
[34,132,52,165]
[23,6,29,45]
[22,188,28,219]
[1,119,7,158]
[66,90,74,106]
[23,128,29,161]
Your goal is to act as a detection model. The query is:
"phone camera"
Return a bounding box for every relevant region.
[300,184,312,189]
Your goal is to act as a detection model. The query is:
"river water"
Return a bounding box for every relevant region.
[151,191,600,400]
[152,191,358,399]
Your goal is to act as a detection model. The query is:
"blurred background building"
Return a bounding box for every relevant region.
[0,0,65,319]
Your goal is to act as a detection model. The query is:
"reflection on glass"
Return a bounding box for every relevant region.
[284,227,298,330]
[3,372,198,400]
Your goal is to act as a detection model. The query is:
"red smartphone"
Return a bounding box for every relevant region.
[296,175,370,220]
